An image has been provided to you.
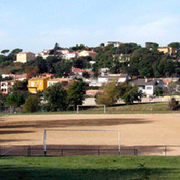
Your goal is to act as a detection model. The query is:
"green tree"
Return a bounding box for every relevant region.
[96,81,119,106]
[92,62,99,78]
[1,49,9,55]
[67,80,86,110]
[70,44,86,51]
[54,60,72,77]
[73,57,91,69]
[23,95,40,113]
[44,83,67,111]
[0,93,7,109]
[121,85,142,105]
[154,86,163,96]
[49,42,62,56]
[96,82,142,106]
[12,79,28,92]
[35,56,47,73]
[145,42,159,50]
[168,42,180,49]
[168,98,179,110]
[5,92,24,113]
[110,56,121,74]
[8,48,23,60]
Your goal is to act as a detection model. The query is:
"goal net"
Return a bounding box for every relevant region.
[77,105,106,114]
[43,129,120,156]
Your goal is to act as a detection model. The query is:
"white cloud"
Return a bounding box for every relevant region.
[115,16,180,46]
[38,15,180,49]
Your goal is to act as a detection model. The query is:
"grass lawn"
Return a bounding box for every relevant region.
[1,156,180,179]
[1,102,179,116]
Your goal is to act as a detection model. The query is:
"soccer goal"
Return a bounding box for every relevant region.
[43,129,120,156]
[77,105,106,114]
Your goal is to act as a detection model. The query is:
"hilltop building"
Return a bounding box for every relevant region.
[16,52,35,63]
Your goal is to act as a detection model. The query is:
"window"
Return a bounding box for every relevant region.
[30,82,34,87]
[39,82,42,85]
[146,86,152,89]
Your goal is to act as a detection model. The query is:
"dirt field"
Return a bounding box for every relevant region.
[0,114,180,155]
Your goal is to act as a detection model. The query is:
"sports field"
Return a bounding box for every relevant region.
[0,113,180,155]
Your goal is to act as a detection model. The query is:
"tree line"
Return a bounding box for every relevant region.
[1,42,180,79]
[93,42,180,78]
[0,79,86,113]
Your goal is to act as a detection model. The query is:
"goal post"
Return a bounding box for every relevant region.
[43,129,120,156]
[77,104,106,114]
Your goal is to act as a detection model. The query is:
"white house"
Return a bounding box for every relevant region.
[47,78,74,89]
[16,52,35,63]
[36,49,52,59]
[61,52,78,60]
[89,73,130,87]
[78,50,97,60]
[104,41,122,47]
[129,78,164,97]
[0,80,15,94]
[98,73,130,84]
[70,68,84,79]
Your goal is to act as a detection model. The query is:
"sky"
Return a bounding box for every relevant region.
[0,0,180,53]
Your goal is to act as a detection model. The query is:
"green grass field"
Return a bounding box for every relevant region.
[1,102,179,116]
[1,156,180,179]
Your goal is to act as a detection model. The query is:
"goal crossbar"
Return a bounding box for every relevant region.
[43,129,120,155]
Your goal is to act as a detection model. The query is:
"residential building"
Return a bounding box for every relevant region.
[1,74,27,81]
[78,50,97,60]
[104,41,122,47]
[0,80,15,94]
[86,89,103,96]
[61,51,78,60]
[70,68,84,79]
[47,78,74,89]
[36,49,52,59]
[16,52,35,63]
[59,49,70,55]
[14,74,28,81]
[89,73,130,87]
[158,47,176,55]
[129,78,164,97]
[41,73,54,79]
[28,77,49,93]
[98,73,130,85]
[1,74,15,79]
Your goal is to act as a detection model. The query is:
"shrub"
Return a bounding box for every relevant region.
[168,98,179,110]
[23,95,40,113]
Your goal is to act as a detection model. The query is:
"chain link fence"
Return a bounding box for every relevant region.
[1,145,180,156]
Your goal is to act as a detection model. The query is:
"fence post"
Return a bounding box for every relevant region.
[28,146,31,156]
[98,149,100,156]
[134,147,138,156]
[61,149,63,156]
[165,146,167,156]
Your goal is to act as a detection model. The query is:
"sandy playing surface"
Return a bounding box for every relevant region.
[0,113,180,148]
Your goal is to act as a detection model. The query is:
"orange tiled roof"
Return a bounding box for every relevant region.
[71,68,84,72]
[162,78,173,84]
[48,78,74,82]
[17,52,34,54]
[29,76,49,80]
